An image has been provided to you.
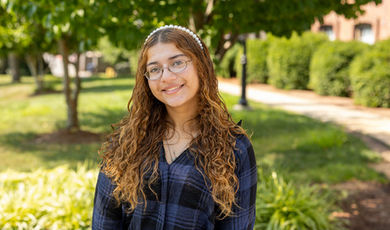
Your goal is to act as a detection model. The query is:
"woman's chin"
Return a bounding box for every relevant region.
[164,100,185,109]
[164,98,197,111]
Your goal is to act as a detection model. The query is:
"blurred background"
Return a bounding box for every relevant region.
[1,0,390,229]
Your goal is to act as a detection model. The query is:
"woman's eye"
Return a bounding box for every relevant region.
[172,60,184,67]
[149,67,161,73]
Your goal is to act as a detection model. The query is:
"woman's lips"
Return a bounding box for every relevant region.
[162,84,184,95]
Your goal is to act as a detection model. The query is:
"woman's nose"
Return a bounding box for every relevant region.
[160,66,177,82]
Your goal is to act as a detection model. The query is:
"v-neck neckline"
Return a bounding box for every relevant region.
[160,144,189,166]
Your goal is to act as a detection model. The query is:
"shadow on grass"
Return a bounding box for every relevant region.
[29,89,63,97]
[231,107,387,184]
[0,82,20,87]
[80,77,135,94]
[0,105,130,170]
[1,94,386,183]
[80,108,128,133]
[81,75,134,82]
[81,84,134,94]
[0,131,101,171]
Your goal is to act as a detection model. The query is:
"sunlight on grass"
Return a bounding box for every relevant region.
[222,93,386,184]
[0,75,386,185]
[0,74,387,229]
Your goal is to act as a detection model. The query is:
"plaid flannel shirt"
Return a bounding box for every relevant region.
[92,134,257,230]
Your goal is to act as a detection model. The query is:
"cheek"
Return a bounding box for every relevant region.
[147,81,158,97]
[189,67,200,90]
[193,74,200,93]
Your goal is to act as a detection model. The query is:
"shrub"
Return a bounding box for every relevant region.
[0,164,342,229]
[267,32,328,90]
[0,164,98,229]
[255,169,341,230]
[98,36,138,77]
[115,49,139,77]
[309,41,368,97]
[235,39,270,83]
[216,43,241,78]
[349,39,390,107]
[127,49,139,77]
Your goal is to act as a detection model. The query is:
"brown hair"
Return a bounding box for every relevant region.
[100,27,247,218]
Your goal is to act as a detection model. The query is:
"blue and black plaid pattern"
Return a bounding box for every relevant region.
[92,134,257,230]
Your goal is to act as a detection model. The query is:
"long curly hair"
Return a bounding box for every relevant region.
[100,27,247,218]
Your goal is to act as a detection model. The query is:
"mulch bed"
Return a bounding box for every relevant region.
[333,181,390,230]
[29,89,62,97]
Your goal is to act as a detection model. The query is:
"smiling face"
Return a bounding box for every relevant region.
[146,42,200,112]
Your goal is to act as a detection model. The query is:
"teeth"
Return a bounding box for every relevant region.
[165,86,181,91]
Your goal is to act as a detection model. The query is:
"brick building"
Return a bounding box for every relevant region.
[311,0,390,44]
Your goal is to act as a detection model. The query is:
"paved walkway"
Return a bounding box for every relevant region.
[218,79,390,154]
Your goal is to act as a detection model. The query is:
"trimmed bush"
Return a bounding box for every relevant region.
[255,169,341,230]
[267,32,328,90]
[310,41,368,97]
[235,39,270,83]
[0,164,97,229]
[216,43,241,78]
[349,39,390,108]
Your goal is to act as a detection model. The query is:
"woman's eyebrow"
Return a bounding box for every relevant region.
[146,54,186,66]
[168,54,186,60]
[146,61,159,66]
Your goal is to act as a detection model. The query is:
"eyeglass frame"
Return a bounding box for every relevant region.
[144,59,192,81]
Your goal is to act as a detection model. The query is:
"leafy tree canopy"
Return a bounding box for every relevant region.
[105,0,382,59]
[3,0,382,57]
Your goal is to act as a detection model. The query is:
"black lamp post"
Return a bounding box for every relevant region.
[234,34,251,110]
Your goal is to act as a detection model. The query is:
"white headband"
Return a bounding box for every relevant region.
[144,25,204,50]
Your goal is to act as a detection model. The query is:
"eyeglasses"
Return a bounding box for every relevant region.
[144,59,192,80]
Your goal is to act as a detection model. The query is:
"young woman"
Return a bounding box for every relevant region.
[92,25,257,230]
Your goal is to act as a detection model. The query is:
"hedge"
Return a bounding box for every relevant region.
[349,39,390,108]
[267,32,328,90]
[235,39,270,83]
[309,41,368,97]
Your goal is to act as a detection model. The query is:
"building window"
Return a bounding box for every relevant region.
[319,25,335,41]
[354,23,374,44]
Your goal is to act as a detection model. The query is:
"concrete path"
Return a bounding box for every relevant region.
[218,79,390,152]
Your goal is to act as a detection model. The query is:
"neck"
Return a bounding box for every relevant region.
[166,105,198,135]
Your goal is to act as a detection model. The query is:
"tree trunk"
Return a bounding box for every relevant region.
[73,52,81,107]
[8,52,20,83]
[214,32,239,63]
[59,38,79,132]
[0,57,6,74]
[26,54,44,93]
[189,2,235,62]
[189,0,214,32]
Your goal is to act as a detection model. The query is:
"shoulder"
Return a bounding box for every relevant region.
[233,134,256,172]
[96,170,117,195]
[234,134,254,158]
[234,134,252,150]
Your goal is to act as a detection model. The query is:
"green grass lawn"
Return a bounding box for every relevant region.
[0,74,387,185]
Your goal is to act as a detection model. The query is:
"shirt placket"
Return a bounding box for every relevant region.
[157,146,169,230]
